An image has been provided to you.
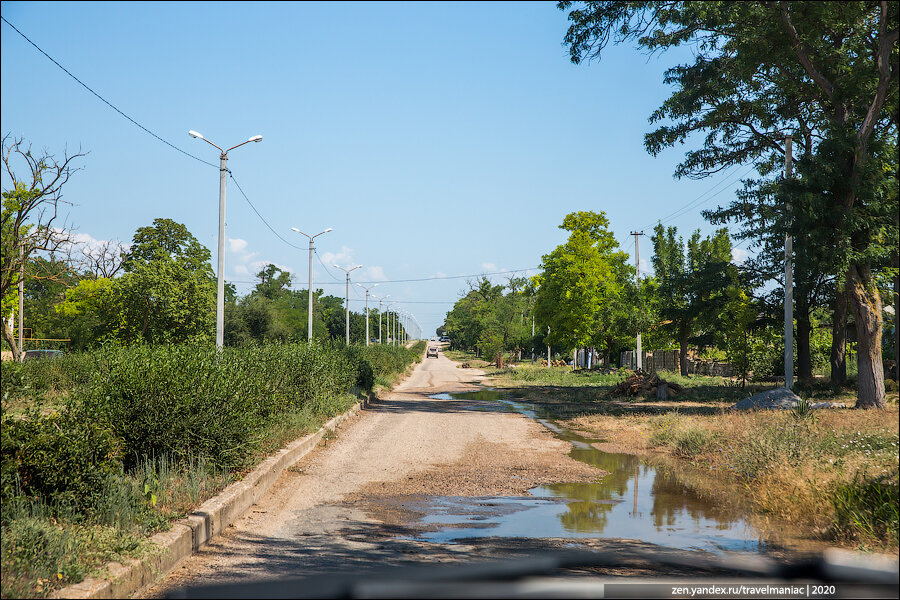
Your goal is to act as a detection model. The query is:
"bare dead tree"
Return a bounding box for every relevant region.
[2,134,86,361]
[77,238,127,279]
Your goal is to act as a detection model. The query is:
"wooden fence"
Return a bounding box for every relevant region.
[620,349,736,377]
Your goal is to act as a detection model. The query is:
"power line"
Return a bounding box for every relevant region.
[228,171,306,251]
[633,164,756,234]
[1,15,218,169]
[313,249,341,281]
[224,266,541,287]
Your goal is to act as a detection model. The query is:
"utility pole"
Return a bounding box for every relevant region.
[784,135,794,390]
[18,243,24,360]
[547,326,551,365]
[188,131,263,349]
[357,284,378,346]
[291,227,332,340]
[631,231,646,371]
[334,264,361,345]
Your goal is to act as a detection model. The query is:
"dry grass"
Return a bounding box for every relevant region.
[566,404,899,551]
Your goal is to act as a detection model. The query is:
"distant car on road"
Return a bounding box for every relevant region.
[439,336,450,343]
[23,349,63,361]
[427,347,439,358]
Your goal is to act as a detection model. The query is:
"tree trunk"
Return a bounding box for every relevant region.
[831,285,848,386]
[796,293,813,381]
[847,263,885,408]
[2,319,22,362]
[679,337,689,376]
[893,237,899,381]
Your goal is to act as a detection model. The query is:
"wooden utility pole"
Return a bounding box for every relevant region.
[631,232,646,371]
[784,135,794,390]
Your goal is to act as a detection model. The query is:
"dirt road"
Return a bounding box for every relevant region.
[143,348,612,597]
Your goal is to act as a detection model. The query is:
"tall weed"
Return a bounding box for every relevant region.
[831,468,899,547]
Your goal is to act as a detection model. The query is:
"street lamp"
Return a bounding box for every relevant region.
[188,130,263,348]
[356,283,378,346]
[373,294,389,344]
[291,227,333,340]
[334,263,362,345]
[384,302,395,346]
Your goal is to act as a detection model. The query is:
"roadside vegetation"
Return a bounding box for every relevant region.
[0,342,422,598]
[463,355,899,553]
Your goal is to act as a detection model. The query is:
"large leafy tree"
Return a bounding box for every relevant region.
[534,211,632,356]
[253,264,293,301]
[104,219,215,345]
[559,1,898,407]
[651,224,733,376]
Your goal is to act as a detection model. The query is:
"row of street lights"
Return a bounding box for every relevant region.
[189,130,418,348]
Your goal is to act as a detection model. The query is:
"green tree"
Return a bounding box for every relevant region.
[719,285,759,389]
[534,211,631,358]
[55,277,115,348]
[105,257,215,344]
[89,219,217,345]
[2,136,85,360]
[559,0,898,407]
[253,264,293,301]
[651,224,733,376]
[123,217,214,278]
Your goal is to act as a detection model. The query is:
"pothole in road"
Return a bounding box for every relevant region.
[418,390,804,555]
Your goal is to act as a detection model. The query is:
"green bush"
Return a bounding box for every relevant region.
[831,468,899,547]
[648,413,682,447]
[728,422,810,479]
[75,341,368,470]
[1,360,29,401]
[18,353,96,395]
[1,409,122,511]
[673,427,715,457]
[360,344,421,379]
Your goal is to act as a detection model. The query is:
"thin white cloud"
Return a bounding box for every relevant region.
[732,248,749,264]
[227,238,248,253]
[481,262,498,272]
[320,245,356,269]
[638,258,649,276]
[364,265,387,281]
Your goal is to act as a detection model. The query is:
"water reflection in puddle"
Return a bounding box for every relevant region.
[422,390,765,553]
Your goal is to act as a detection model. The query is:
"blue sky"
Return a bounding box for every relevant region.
[1,1,754,336]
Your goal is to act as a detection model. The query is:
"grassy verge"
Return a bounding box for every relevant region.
[466,358,900,553]
[1,341,422,598]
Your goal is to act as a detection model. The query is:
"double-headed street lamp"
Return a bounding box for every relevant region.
[188,130,262,349]
[334,263,362,345]
[373,294,389,344]
[356,283,378,346]
[291,227,333,340]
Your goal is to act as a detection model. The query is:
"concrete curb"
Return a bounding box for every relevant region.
[52,402,364,599]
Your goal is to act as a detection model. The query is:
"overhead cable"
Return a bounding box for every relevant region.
[1,16,218,169]
[229,171,305,251]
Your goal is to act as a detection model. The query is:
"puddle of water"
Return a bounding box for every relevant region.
[421,391,782,553]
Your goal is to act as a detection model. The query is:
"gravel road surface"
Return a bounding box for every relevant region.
[143,349,725,598]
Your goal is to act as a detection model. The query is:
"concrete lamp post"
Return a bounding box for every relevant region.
[356,283,378,346]
[291,227,333,340]
[334,263,362,345]
[188,130,262,349]
[373,294,389,344]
